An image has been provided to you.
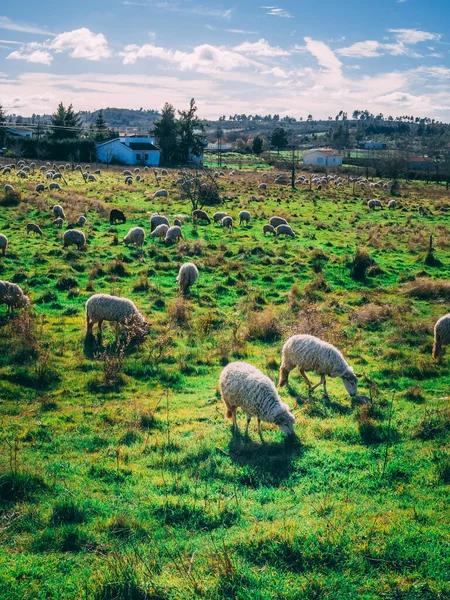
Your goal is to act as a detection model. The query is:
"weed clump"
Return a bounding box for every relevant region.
[349,248,378,281]
[246,308,282,342]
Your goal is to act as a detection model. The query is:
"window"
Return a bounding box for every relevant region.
[317,157,324,164]
[136,153,141,160]
[144,154,148,160]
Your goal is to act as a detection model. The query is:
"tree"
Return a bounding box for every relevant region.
[95,109,107,132]
[178,98,204,164]
[153,103,180,165]
[0,105,6,145]
[51,102,81,139]
[270,127,289,155]
[252,135,263,155]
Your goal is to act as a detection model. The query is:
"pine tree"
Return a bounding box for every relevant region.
[95,109,107,131]
[0,105,6,145]
[65,103,82,138]
[178,98,204,163]
[252,135,263,155]
[153,103,180,166]
[270,127,289,155]
[51,102,67,139]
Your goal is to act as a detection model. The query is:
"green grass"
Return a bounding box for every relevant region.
[0,165,449,599]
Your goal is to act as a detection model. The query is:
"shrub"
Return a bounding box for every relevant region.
[351,303,392,328]
[414,408,450,440]
[56,276,79,291]
[405,279,450,301]
[349,248,377,282]
[246,308,282,342]
[168,297,190,327]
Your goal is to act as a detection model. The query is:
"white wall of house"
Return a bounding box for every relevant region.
[96,137,160,166]
[303,151,342,167]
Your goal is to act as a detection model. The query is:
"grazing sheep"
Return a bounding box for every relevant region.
[53,205,66,219]
[0,280,30,311]
[88,175,97,182]
[263,224,276,236]
[94,169,100,175]
[52,173,62,180]
[49,182,61,191]
[63,229,86,250]
[153,189,168,198]
[276,224,295,238]
[176,178,185,184]
[46,172,53,180]
[26,223,43,236]
[173,218,182,227]
[77,216,87,226]
[2,168,11,175]
[35,184,45,193]
[164,226,183,244]
[388,200,397,209]
[213,211,228,223]
[109,209,126,225]
[39,166,46,172]
[16,170,27,179]
[86,293,146,335]
[279,334,361,398]
[432,314,450,361]
[134,168,140,174]
[161,169,168,175]
[239,210,251,226]
[270,216,288,228]
[367,199,383,210]
[220,362,296,438]
[53,218,63,229]
[125,177,133,185]
[123,227,145,248]
[192,209,211,224]
[156,176,162,182]
[136,175,141,182]
[0,234,8,256]
[4,184,14,194]
[150,214,170,232]
[176,262,199,295]
[151,223,169,241]
[75,165,82,172]
[123,170,132,176]
[221,216,233,230]
[258,183,267,190]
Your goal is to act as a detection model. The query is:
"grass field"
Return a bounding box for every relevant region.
[0,165,449,599]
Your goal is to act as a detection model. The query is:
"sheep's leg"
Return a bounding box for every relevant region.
[257,419,263,437]
[244,415,251,436]
[300,369,313,387]
[97,320,103,334]
[86,316,92,334]
[232,408,238,431]
[310,375,326,392]
[322,376,328,397]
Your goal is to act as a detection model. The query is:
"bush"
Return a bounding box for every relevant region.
[406,278,450,301]
[246,308,282,342]
[414,408,450,440]
[349,248,377,282]
[56,276,79,291]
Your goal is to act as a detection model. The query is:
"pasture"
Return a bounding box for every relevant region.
[0,164,449,599]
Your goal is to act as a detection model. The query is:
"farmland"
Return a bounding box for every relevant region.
[0,165,449,600]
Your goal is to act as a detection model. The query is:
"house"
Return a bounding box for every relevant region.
[409,156,436,171]
[205,142,233,151]
[96,136,161,166]
[358,141,386,150]
[303,149,343,167]
[7,127,34,138]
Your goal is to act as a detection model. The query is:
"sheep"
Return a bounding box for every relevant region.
[432,314,450,361]
[94,169,100,175]
[134,168,140,174]
[53,205,66,219]
[4,184,14,194]
[123,226,145,248]
[75,165,82,172]
[46,172,53,180]
[221,216,233,230]
[418,205,427,215]
[270,216,288,228]
[53,218,63,229]
[0,234,8,256]
[63,229,86,250]
[192,209,211,224]
[153,189,168,198]
[35,184,45,193]
[176,178,185,184]
[173,218,182,227]
[161,169,168,175]
[125,177,133,185]
[109,209,126,225]
[263,224,276,236]
[52,173,62,180]
[164,226,183,243]
[123,170,132,176]
[388,200,397,209]
[258,183,267,190]
[77,216,87,226]
[239,210,251,226]
[22,166,30,173]
[367,199,383,210]
[26,223,43,236]
[176,262,199,295]
[0,280,30,311]
[49,183,61,191]
[220,361,296,438]
[39,166,46,173]
[276,224,295,238]
[136,175,141,182]
[150,214,170,232]
[151,223,169,241]
[156,176,162,182]
[88,175,97,182]
[16,170,27,179]
[213,211,228,223]
[279,334,361,398]
[86,293,146,335]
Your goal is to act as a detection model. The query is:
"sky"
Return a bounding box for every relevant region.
[1,0,450,120]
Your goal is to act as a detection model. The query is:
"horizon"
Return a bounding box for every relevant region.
[1,1,450,120]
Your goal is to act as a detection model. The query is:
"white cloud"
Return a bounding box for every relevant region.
[226,29,259,35]
[123,1,233,19]
[304,37,342,72]
[0,16,54,36]
[260,6,293,18]
[336,29,442,60]
[337,40,382,58]
[233,38,290,57]
[6,47,53,65]
[50,28,111,60]
[388,28,441,45]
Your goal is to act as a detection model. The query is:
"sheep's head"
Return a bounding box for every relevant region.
[341,367,359,397]
[274,404,296,436]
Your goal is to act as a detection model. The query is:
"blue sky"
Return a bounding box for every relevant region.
[1,0,450,119]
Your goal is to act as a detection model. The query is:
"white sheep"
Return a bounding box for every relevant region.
[432,313,450,361]
[192,209,211,224]
[77,216,87,226]
[0,280,29,311]
[258,183,267,190]
[173,218,182,227]
[150,214,170,232]
[388,200,397,209]
[270,216,287,228]
[161,169,168,175]
[263,224,276,236]
[176,262,198,295]
[123,169,132,176]
[276,224,295,238]
[0,234,8,256]
[220,361,296,438]
[35,184,45,193]
[123,227,145,248]
[221,216,233,230]
[367,199,383,210]
[279,334,361,398]
[53,205,66,220]
[88,175,97,182]
[151,224,169,241]
[153,189,168,198]
[86,293,146,334]
[239,210,251,226]
[52,173,62,180]
[4,184,14,195]
[63,229,86,250]
[49,182,62,191]
[53,218,63,229]
[125,177,133,185]
[164,226,183,243]
[213,211,228,223]
[26,223,43,236]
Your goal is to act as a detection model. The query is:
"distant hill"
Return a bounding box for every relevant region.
[79,108,161,129]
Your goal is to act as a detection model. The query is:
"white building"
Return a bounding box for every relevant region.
[303,149,343,167]
[96,136,161,166]
[7,127,34,138]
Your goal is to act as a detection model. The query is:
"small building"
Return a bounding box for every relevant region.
[205,142,233,151]
[358,141,386,150]
[96,136,161,166]
[303,149,342,167]
[409,156,435,171]
[7,127,34,138]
